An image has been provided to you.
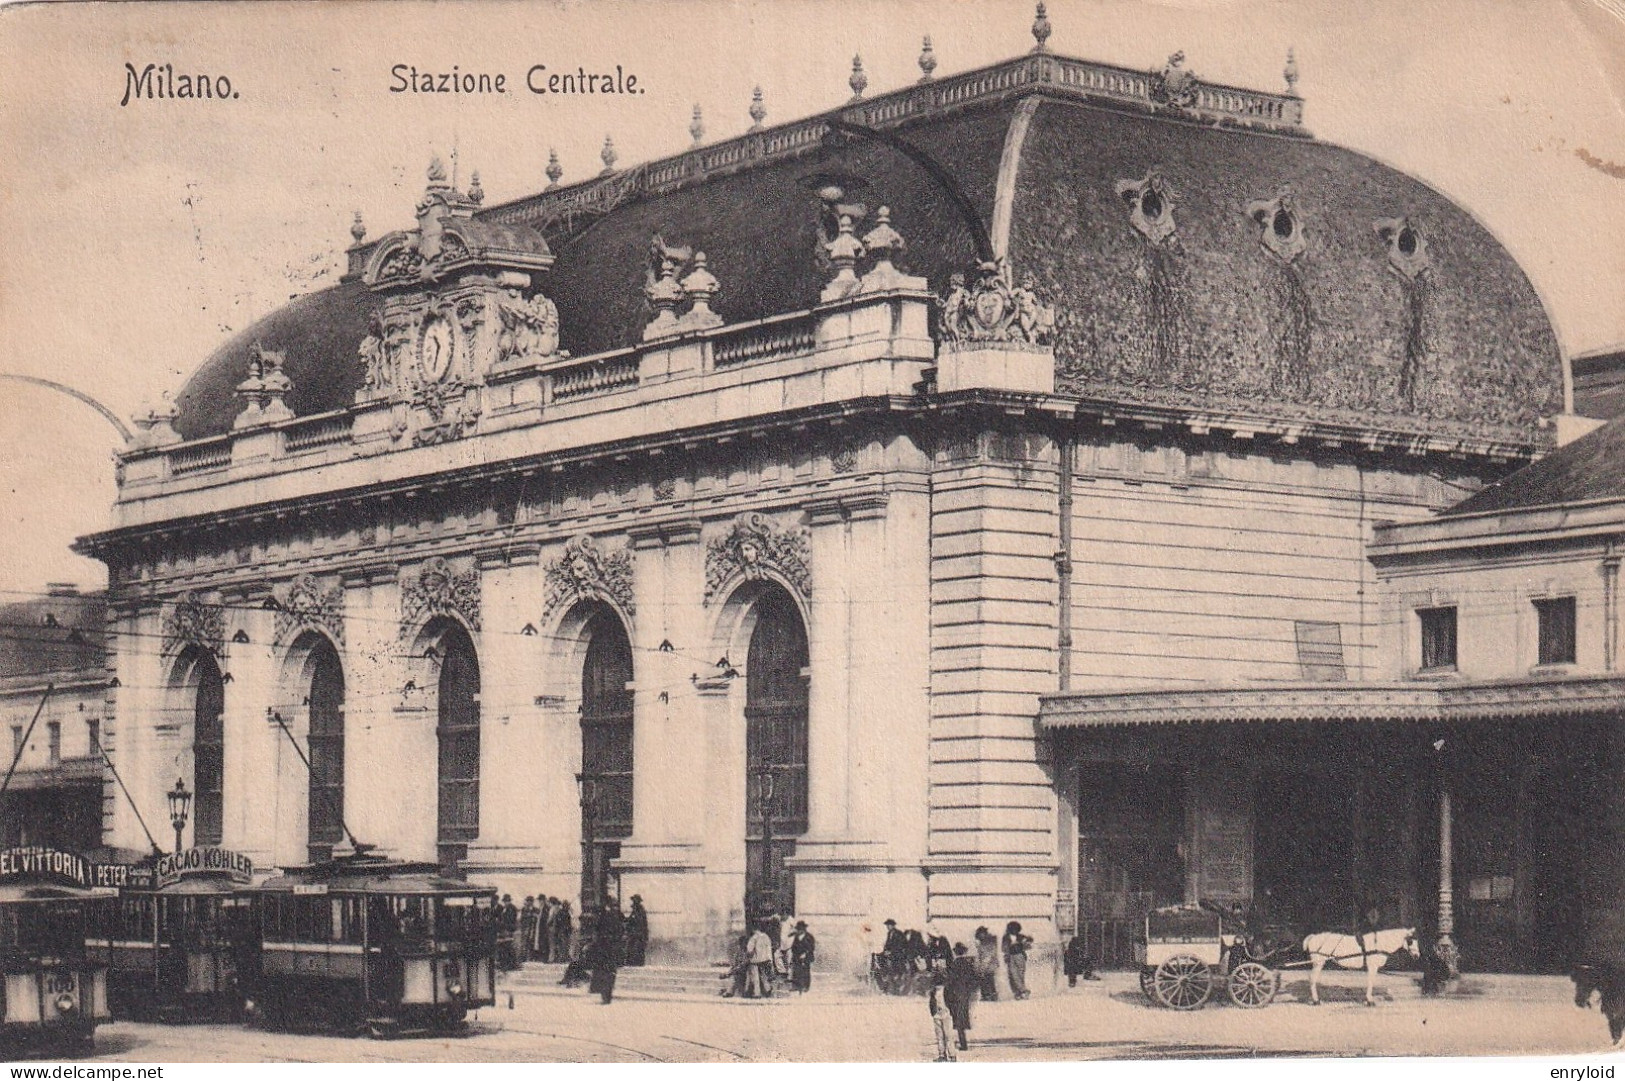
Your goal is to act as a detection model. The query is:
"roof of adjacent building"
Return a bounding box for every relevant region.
[166,50,1563,447]
[1574,345,1625,422]
[0,589,106,684]
[1441,415,1625,517]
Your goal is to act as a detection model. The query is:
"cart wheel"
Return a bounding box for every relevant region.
[1227,961,1278,1008]
[1153,955,1213,1010]
[1139,968,1157,1004]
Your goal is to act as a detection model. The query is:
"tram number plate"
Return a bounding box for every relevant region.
[44,973,75,995]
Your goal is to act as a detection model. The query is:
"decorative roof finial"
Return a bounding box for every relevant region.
[680,252,723,330]
[350,211,366,244]
[1283,47,1299,95]
[820,213,865,302]
[918,36,938,82]
[748,86,766,130]
[545,148,563,189]
[600,135,618,175]
[467,170,484,205]
[690,104,705,145]
[1031,2,1052,53]
[849,55,868,101]
[427,154,449,187]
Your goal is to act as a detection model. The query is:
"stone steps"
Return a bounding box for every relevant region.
[501,961,872,1003]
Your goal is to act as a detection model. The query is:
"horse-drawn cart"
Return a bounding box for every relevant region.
[1136,906,1280,1010]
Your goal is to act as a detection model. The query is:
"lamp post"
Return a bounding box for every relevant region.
[1430,735,1459,980]
[576,772,598,907]
[755,764,778,917]
[166,777,192,856]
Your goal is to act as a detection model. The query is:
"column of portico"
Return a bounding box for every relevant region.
[105,601,164,855]
[344,565,429,860]
[464,546,547,882]
[802,501,853,841]
[617,521,721,959]
[219,586,284,865]
[792,486,933,974]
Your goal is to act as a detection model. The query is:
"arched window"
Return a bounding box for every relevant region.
[191,650,225,846]
[306,637,345,860]
[436,622,481,859]
[580,606,633,903]
[745,587,809,915]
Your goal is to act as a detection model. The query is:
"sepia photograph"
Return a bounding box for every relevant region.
[0,0,1622,1067]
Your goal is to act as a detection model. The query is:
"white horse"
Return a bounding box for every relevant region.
[1302,927,1417,1006]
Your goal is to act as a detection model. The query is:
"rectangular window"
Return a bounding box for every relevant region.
[86,719,100,757]
[1294,621,1347,681]
[46,722,60,765]
[1418,606,1458,671]
[9,726,20,759]
[1535,596,1577,666]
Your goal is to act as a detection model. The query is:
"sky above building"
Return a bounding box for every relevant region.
[0,0,1622,596]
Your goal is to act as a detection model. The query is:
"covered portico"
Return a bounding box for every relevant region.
[1041,676,1625,974]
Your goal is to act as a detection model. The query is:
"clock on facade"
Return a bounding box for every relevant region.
[419,316,455,383]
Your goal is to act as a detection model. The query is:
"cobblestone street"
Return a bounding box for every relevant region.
[35,971,1625,1064]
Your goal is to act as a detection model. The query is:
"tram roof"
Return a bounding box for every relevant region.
[251,856,492,897]
[0,883,115,903]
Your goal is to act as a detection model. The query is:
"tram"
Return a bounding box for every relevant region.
[0,847,115,1052]
[243,851,497,1037]
[91,847,257,1022]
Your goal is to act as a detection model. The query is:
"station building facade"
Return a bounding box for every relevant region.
[77,17,1604,979]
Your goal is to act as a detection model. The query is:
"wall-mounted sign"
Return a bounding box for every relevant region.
[0,846,96,889]
[154,847,254,888]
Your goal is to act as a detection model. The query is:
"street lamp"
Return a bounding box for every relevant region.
[754,764,779,918]
[576,772,598,907]
[166,777,192,856]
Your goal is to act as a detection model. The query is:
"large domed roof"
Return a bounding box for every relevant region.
[170,56,1561,445]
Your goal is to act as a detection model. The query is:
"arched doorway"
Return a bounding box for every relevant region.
[579,605,633,906]
[304,636,345,862]
[744,587,809,917]
[174,646,225,847]
[433,621,481,868]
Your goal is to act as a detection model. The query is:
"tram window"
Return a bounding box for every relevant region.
[117,897,155,941]
[334,897,365,944]
[395,897,431,941]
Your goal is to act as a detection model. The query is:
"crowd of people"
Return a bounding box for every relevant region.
[491,892,651,1004]
[720,912,818,998]
[489,896,1102,1053]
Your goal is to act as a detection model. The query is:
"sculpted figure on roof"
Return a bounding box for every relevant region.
[358,313,391,390]
[497,287,560,362]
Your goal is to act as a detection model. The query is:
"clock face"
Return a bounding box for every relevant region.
[419,317,455,382]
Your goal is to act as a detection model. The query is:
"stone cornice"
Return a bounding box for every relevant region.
[1040,675,1625,728]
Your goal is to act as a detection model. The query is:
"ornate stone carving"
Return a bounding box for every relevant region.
[497,286,561,363]
[399,556,481,637]
[409,377,480,446]
[1374,217,1430,281]
[273,574,345,648]
[939,259,1055,345]
[358,313,391,391]
[705,512,811,604]
[1149,51,1199,109]
[1116,170,1177,246]
[543,534,635,619]
[163,590,224,656]
[1246,189,1306,264]
[654,476,677,501]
